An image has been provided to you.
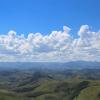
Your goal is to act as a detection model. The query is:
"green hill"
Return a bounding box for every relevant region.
[77,86,100,100]
[0,68,100,100]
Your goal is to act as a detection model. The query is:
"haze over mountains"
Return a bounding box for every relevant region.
[0,61,100,70]
[0,61,100,100]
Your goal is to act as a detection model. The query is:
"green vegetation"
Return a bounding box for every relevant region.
[0,68,100,100]
[77,86,100,100]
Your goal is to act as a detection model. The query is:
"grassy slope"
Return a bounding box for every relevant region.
[1,79,100,100]
[0,90,20,100]
[77,86,100,100]
[0,69,100,100]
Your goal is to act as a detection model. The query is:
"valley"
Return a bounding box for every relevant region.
[0,62,100,100]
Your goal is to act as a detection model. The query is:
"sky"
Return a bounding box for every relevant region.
[0,0,100,62]
[0,0,100,35]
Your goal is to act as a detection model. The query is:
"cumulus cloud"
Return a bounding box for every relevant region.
[0,25,100,62]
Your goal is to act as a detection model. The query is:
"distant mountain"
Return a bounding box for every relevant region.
[0,61,100,71]
[0,61,100,100]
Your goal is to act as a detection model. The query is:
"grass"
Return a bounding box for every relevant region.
[0,68,100,100]
[77,86,100,100]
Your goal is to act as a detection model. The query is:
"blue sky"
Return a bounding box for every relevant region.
[0,0,100,36]
[0,0,100,62]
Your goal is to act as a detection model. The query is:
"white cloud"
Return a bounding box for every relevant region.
[0,25,100,62]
